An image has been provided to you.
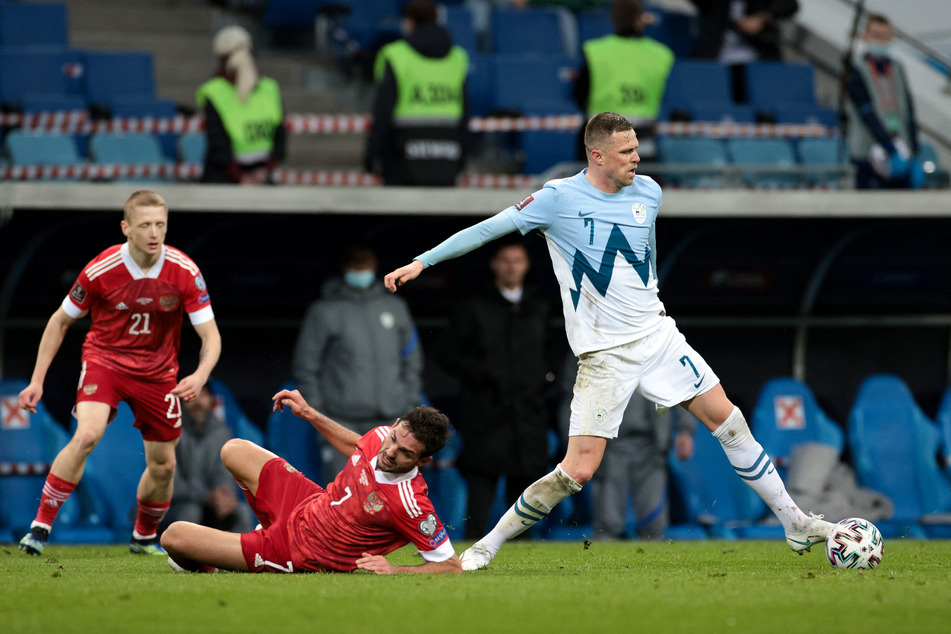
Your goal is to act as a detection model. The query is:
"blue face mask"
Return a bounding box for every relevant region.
[866,42,891,58]
[344,269,375,290]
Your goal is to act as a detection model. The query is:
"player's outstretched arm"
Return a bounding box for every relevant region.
[19,307,77,413]
[272,388,361,456]
[383,260,425,293]
[355,552,462,575]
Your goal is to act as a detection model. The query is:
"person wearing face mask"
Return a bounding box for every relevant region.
[364,0,469,186]
[196,25,286,185]
[845,13,924,189]
[292,244,424,484]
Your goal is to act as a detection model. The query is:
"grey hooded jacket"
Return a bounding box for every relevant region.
[292,277,423,423]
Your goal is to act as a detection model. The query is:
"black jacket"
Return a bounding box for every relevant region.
[690,0,799,60]
[444,284,556,477]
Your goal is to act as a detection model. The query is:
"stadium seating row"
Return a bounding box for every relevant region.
[3,374,951,544]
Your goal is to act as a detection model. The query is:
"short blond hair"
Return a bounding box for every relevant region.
[124,190,168,222]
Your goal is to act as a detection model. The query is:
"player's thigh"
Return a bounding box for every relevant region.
[163,522,248,571]
[221,439,280,495]
[122,377,183,443]
[71,401,111,448]
[637,319,720,410]
[567,346,640,439]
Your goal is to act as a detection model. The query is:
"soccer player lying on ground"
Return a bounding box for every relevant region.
[384,112,833,571]
[161,388,462,574]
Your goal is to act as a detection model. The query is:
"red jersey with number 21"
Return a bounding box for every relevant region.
[62,243,213,382]
[289,426,453,572]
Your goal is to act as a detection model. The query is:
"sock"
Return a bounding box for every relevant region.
[480,464,583,552]
[713,407,809,532]
[133,498,171,541]
[34,473,78,529]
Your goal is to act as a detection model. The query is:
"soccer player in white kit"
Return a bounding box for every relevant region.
[385,112,833,570]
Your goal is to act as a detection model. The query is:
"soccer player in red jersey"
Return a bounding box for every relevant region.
[17,190,222,556]
[161,388,462,574]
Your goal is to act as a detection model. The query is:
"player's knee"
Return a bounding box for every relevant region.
[161,522,184,553]
[69,429,103,457]
[148,455,176,483]
[220,438,250,467]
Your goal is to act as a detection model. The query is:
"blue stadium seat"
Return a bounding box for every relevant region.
[656,136,728,188]
[772,104,838,127]
[108,97,179,159]
[465,53,495,117]
[0,48,83,105]
[726,137,801,188]
[744,61,817,112]
[263,0,325,29]
[750,377,844,477]
[667,419,773,539]
[797,137,849,187]
[4,130,82,165]
[491,54,579,115]
[83,51,157,106]
[19,94,87,114]
[76,402,144,539]
[847,374,951,538]
[210,378,265,448]
[642,9,699,58]
[490,8,564,56]
[89,133,171,182]
[0,379,112,544]
[341,0,402,50]
[662,61,732,114]
[937,386,951,483]
[178,132,207,164]
[689,102,755,123]
[520,130,578,175]
[0,2,69,47]
[444,6,478,56]
[577,9,612,44]
[265,382,324,483]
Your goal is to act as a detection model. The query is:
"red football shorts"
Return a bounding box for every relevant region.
[76,360,182,442]
[240,458,325,573]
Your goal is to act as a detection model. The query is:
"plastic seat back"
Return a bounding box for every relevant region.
[4,130,82,165]
[657,136,727,188]
[847,374,951,522]
[491,8,565,55]
[726,137,801,188]
[0,2,69,47]
[751,377,844,475]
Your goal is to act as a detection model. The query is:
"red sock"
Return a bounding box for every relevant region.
[34,473,78,528]
[133,498,170,540]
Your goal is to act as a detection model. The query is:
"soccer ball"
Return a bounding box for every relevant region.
[824,517,884,569]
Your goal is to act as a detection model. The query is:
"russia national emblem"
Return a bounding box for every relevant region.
[364,491,384,514]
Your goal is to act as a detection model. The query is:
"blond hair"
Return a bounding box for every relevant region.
[124,190,168,222]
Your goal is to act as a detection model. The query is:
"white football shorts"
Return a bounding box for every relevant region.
[567,316,719,439]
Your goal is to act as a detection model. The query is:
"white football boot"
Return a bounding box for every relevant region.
[785,512,834,554]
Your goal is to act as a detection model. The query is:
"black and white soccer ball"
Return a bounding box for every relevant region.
[824,517,884,569]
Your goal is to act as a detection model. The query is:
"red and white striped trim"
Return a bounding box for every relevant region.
[0,462,52,475]
[397,479,423,518]
[2,112,837,138]
[85,249,124,280]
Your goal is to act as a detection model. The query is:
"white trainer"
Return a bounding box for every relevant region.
[460,543,496,571]
[786,513,834,554]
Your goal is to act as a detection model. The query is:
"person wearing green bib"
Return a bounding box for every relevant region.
[365,0,469,186]
[572,0,674,161]
[196,25,286,185]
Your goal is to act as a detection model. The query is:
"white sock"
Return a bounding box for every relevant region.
[712,407,808,532]
[479,464,583,552]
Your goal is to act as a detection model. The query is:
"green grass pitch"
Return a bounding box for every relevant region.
[2,539,950,633]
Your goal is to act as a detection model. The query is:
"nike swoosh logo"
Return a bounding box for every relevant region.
[578,210,596,217]
[789,538,810,546]
[767,467,775,474]
[693,374,705,388]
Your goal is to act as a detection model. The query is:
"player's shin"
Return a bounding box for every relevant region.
[481,464,583,550]
[712,407,809,532]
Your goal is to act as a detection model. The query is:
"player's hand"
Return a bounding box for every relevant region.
[383,261,424,293]
[271,388,310,417]
[171,374,204,402]
[18,382,43,414]
[356,553,396,575]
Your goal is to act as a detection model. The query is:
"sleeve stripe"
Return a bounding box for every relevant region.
[165,249,200,275]
[85,252,123,280]
[398,480,422,518]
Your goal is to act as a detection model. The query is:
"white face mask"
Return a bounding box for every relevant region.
[865,42,891,58]
[344,269,375,290]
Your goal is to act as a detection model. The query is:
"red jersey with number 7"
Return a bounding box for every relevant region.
[61,243,214,382]
[289,426,453,572]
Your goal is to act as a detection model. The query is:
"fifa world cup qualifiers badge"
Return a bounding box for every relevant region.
[70,282,87,303]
